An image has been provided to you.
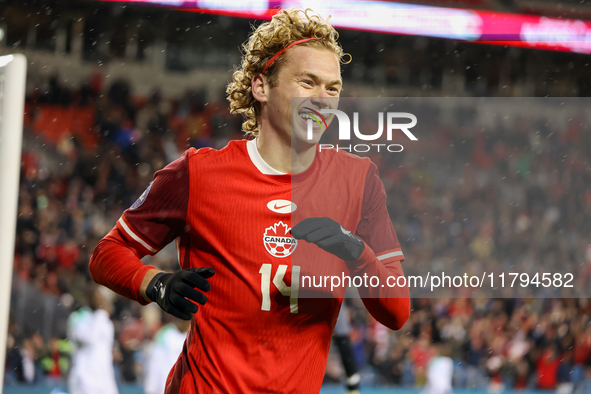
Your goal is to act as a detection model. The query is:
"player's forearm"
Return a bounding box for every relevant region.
[346,243,411,330]
[89,227,159,305]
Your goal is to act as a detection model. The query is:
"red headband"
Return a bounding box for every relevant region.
[261,38,318,74]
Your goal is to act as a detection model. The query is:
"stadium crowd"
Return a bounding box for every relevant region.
[6,72,591,393]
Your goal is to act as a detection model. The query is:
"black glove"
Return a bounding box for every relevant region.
[291,217,365,261]
[146,268,215,320]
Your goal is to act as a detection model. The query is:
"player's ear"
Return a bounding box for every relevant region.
[251,74,268,103]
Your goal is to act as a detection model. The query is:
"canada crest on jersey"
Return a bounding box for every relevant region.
[263,221,297,258]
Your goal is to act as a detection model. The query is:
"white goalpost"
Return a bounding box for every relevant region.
[0,53,27,390]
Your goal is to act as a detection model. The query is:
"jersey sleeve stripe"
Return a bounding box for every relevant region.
[377,249,404,261]
[175,237,181,269]
[118,216,158,254]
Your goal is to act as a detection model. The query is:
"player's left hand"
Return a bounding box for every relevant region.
[291,217,365,261]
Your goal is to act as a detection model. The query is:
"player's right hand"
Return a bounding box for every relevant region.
[145,268,215,320]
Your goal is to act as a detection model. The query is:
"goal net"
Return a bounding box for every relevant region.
[0,54,26,388]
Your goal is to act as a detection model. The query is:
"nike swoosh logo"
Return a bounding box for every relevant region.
[267,200,297,214]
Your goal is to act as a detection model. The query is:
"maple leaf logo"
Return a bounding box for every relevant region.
[263,221,297,258]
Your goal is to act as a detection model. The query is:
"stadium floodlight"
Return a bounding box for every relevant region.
[0,54,26,389]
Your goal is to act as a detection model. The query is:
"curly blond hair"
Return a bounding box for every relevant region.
[226,8,350,136]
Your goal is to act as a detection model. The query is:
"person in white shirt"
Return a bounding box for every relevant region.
[67,284,118,394]
[424,343,454,394]
[144,317,189,394]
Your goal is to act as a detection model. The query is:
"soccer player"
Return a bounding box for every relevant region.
[67,285,118,394]
[144,317,190,394]
[333,305,361,394]
[89,8,410,393]
[424,344,454,394]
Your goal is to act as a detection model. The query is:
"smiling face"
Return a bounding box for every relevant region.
[257,45,342,149]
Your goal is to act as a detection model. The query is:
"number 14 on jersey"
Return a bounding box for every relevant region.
[259,264,300,314]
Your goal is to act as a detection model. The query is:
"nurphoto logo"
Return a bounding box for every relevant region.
[303,108,418,153]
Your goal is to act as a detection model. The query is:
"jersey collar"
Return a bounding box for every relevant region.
[246,138,287,175]
[245,138,318,184]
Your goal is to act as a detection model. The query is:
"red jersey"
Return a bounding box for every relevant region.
[90,139,409,393]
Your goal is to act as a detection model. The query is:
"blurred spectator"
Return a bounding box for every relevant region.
[577,368,591,393]
[536,346,560,390]
[8,335,42,384]
[557,351,574,393]
[39,337,72,381]
[117,309,145,383]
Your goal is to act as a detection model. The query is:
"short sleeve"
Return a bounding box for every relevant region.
[117,149,192,255]
[355,162,404,263]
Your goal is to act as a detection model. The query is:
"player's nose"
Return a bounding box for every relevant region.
[309,94,330,110]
